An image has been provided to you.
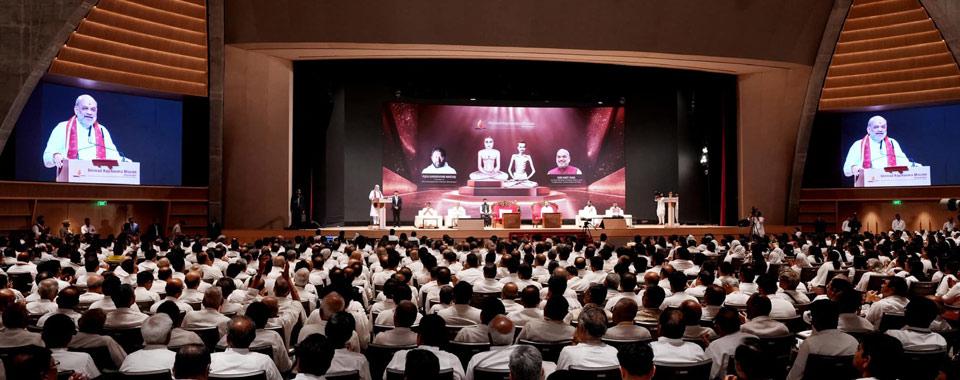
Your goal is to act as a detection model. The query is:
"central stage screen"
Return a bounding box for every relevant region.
[382,103,625,220]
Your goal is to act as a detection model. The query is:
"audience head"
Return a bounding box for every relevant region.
[453,281,473,305]
[78,308,107,334]
[904,296,938,329]
[575,306,608,342]
[642,286,666,309]
[174,344,211,380]
[41,313,76,348]
[617,343,655,380]
[296,334,335,377]
[509,345,544,380]
[404,349,440,380]
[734,338,778,380]
[415,314,448,347]
[543,296,569,321]
[5,345,55,380]
[395,300,417,328]
[225,316,256,348]
[56,286,80,309]
[612,298,639,324]
[325,311,356,349]
[854,333,904,380]
[489,315,514,346]
[142,313,174,346]
[520,285,540,308]
[809,299,841,332]
[745,294,772,320]
[658,308,685,339]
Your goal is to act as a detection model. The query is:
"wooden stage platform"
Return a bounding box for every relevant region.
[223,224,797,244]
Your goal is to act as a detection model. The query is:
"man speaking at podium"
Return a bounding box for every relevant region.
[42,94,121,169]
[843,115,919,179]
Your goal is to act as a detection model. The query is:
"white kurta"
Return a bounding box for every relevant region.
[42,121,120,168]
[843,137,911,177]
[368,190,382,217]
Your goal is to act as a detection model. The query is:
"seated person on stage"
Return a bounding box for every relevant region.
[446,202,468,227]
[540,201,555,214]
[607,203,624,217]
[421,202,438,216]
[469,137,509,180]
[582,200,597,216]
[506,141,537,188]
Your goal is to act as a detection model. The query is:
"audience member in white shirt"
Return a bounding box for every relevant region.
[556,306,620,370]
[603,298,652,341]
[500,283,523,314]
[616,343,657,380]
[43,314,100,379]
[385,314,465,380]
[786,300,858,380]
[438,282,483,326]
[756,273,797,319]
[104,284,148,329]
[649,308,707,364]
[472,265,503,294]
[465,343,555,380]
[178,272,205,305]
[134,271,162,303]
[181,287,232,338]
[373,300,419,347]
[78,274,106,305]
[884,296,947,351]
[853,333,906,380]
[208,316,283,380]
[26,278,59,316]
[680,300,717,341]
[37,286,82,328]
[120,314,178,374]
[704,306,757,379]
[864,276,910,327]
[290,333,337,380]
[507,285,544,327]
[516,296,575,342]
[69,309,127,368]
[151,279,194,314]
[739,294,790,338]
[660,271,697,310]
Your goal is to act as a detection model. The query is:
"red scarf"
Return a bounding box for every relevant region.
[66,115,105,159]
[861,134,896,169]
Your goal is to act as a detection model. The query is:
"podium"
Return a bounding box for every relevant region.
[373,198,392,229]
[56,159,140,185]
[542,212,562,228]
[502,213,521,228]
[663,197,679,226]
[855,166,930,187]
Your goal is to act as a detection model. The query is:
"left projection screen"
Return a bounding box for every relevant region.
[14,82,183,186]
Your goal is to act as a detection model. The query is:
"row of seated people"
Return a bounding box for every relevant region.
[1,227,959,379]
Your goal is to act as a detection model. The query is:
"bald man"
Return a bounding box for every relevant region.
[179,272,204,304]
[501,283,523,314]
[26,278,59,315]
[43,94,121,169]
[843,115,918,178]
[151,279,192,313]
[604,298,652,341]
[181,288,231,337]
[79,274,105,304]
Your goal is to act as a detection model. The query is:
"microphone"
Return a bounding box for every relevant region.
[77,143,131,162]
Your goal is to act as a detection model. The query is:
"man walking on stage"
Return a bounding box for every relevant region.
[391,191,402,227]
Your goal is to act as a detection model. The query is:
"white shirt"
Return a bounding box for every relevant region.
[373,327,418,347]
[104,308,148,329]
[26,299,58,316]
[892,219,906,231]
[43,120,120,168]
[182,308,231,337]
[37,308,81,328]
[865,295,908,326]
[438,304,482,326]
[649,337,707,364]
[603,322,652,341]
[660,292,698,310]
[556,342,619,370]
[69,332,126,368]
[769,297,798,319]
[507,308,543,327]
[516,319,575,342]
[51,348,100,379]
[885,327,948,351]
[787,329,858,380]
[134,287,161,303]
[705,332,756,379]
[120,345,176,374]
[464,345,556,380]
[740,316,790,338]
[209,348,283,380]
[843,136,911,177]
[386,345,464,380]
[321,349,370,380]
[81,224,96,234]
[472,279,503,294]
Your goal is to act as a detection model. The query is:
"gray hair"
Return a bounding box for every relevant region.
[778,269,800,289]
[578,306,609,338]
[509,345,542,380]
[721,276,740,288]
[489,327,513,346]
[605,273,620,289]
[294,268,310,287]
[142,314,173,345]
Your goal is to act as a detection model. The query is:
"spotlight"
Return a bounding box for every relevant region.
[394,90,402,98]
[619,97,626,105]
[469,98,477,101]
[597,101,603,105]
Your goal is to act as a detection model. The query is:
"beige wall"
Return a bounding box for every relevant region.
[223,46,292,229]
[738,68,811,224]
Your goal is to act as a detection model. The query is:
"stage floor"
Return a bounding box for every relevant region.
[224,224,797,244]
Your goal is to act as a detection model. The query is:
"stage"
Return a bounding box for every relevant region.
[223,224,797,245]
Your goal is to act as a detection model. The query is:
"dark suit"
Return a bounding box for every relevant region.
[290,194,305,228]
[391,195,402,227]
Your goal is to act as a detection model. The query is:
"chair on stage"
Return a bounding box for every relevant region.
[532,202,560,228]
[445,207,469,228]
[575,209,600,228]
[415,209,442,229]
[491,201,520,227]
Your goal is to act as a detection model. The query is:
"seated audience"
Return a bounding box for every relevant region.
[786,300,858,380]
[324,312,372,380]
[604,298,651,341]
[617,343,656,380]
[173,344,212,380]
[680,299,717,340]
[704,306,756,379]
[386,314,465,380]
[516,296,575,342]
[104,284,148,328]
[120,314,177,374]
[42,313,100,379]
[208,316,283,380]
[455,298,506,343]
[507,285,543,326]
[739,294,790,337]
[556,306,620,369]
[438,282,482,325]
[649,308,707,363]
[864,277,910,327]
[69,309,127,368]
[854,333,904,380]
[0,304,43,347]
[885,296,947,351]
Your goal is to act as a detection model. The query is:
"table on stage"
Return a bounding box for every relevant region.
[663,196,679,226]
[457,218,485,229]
[373,198,392,229]
[855,166,930,187]
[542,212,562,228]
[57,159,140,185]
